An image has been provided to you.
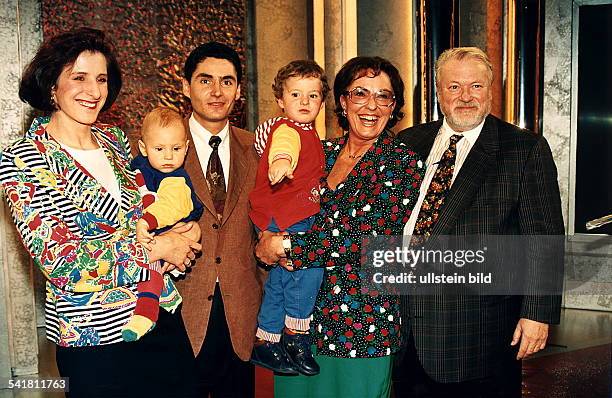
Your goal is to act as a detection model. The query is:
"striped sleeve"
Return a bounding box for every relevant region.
[254,116,284,156]
[0,140,150,293]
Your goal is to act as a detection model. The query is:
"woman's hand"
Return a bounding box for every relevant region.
[255,230,285,265]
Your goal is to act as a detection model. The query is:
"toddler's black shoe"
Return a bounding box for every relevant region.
[251,340,298,375]
[282,332,320,376]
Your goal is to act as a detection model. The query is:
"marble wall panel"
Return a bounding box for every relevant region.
[543,0,611,311]
[0,0,42,377]
[542,0,572,227]
[459,0,487,50]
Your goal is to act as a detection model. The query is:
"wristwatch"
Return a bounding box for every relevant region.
[281,234,293,266]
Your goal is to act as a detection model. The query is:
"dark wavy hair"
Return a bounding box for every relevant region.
[184,41,242,84]
[333,56,405,131]
[19,27,122,113]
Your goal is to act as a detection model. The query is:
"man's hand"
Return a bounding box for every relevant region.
[278,257,294,271]
[511,318,549,359]
[255,230,285,265]
[268,158,294,185]
[136,219,155,250]
[149,229,202,271]
[170,221,201,243]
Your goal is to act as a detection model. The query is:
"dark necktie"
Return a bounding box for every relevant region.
[411,134,463,246]
[207,135,226,220]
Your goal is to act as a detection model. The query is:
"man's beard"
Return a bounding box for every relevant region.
[443,101,491,131]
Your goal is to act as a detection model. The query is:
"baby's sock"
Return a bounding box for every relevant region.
[122,271,163,341]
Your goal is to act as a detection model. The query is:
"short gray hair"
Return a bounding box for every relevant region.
[435,47,493,87]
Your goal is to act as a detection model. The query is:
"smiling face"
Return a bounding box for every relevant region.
[437,57,492,132]
[138,122,189,173]
[340,70,395,143]
[52,51,108,128]
[182,57,241,134]
[277,76,324,124]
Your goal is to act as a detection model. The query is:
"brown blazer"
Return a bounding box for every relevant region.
[178,120,265,360]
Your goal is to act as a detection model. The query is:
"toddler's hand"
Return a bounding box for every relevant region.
[268,158,294,185]
[136,219,155,250]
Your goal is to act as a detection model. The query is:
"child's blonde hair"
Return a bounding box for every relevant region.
[141,107,186,140]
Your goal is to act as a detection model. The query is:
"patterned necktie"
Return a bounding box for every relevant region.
[207,135,226,220]
[411,134,463,246]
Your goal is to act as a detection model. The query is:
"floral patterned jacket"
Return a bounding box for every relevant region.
[0,116,180,347]
[290,130,424,358]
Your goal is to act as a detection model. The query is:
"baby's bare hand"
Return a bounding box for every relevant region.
[268,159,294,185]
[136,219,155,250]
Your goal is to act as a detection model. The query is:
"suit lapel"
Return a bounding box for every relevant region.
[221,126,248,226]
[184,120,217,218]
[430,115,499,236]
[399,120,442,160]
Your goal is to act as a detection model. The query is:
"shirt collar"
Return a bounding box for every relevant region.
[440,117,486,146]
[287,118,314,131]
[189,114,230,145]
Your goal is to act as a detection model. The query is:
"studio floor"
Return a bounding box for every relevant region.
[1,308,610,398]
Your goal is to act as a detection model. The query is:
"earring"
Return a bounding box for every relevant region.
[342,109,347,117]
[50,88,57,108]
[390,114,394,119]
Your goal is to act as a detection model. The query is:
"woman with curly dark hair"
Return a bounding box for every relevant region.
[1,28,201,397]
[256,56,424,398]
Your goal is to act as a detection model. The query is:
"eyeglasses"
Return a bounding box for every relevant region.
[344,87,396,107]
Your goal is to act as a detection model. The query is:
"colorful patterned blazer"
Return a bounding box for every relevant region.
[0,116,180,347]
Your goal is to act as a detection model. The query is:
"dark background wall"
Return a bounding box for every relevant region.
[43,0,248,142]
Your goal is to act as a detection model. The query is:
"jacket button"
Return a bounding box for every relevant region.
[207,295,214,301]
[212,223,219,229]
[215,257,221,264]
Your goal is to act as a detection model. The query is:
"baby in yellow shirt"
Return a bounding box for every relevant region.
[122,107,203,341]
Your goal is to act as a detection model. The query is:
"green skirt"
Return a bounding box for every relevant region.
[274,353,393,398]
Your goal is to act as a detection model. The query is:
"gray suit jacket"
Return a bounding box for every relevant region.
[397,115,564,382]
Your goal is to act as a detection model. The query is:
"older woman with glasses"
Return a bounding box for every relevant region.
[256,56,424,398]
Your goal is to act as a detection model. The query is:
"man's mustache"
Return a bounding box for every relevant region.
[455,101,479,108]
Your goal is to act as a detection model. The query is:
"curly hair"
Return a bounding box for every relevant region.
[272,60,330,100]
[19,27,121,113]
[333,56,405,131]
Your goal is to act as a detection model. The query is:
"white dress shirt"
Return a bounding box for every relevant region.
[403,118,485,236]
[188,115,232,283]
[188,115,231,187]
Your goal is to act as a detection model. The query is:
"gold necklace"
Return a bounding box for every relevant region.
[344,146,367,159]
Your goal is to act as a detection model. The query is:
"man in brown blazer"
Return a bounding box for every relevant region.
[178,41,264,397]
